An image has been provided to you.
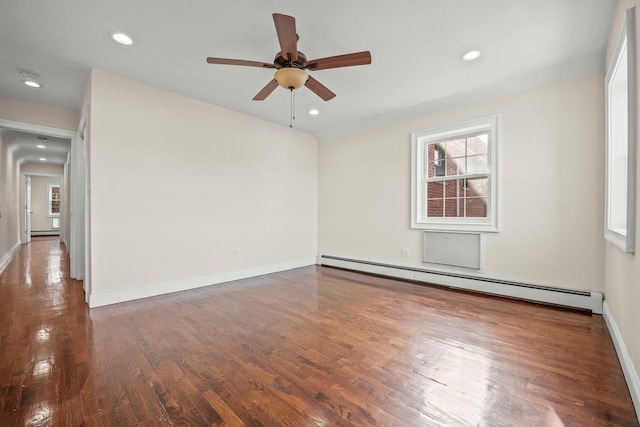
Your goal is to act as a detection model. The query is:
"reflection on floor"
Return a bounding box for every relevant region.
[0,237,638,425]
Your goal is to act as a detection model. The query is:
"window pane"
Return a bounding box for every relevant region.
[465,177,488,197]
[427,181,444,199]
[444,198,461,217]
[52,201,60,214]
[427,161,435,178]
[428,162,446,178]
[446,139,466,158]
[466,134,488,155]
[467,155,488,174]
[447,157,465,176]
[465,197,487,217]
[426,143,436,162]
[445,179,463,198]
[427,199,444,217]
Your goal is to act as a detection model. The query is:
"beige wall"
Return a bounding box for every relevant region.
[0,97,78,131]
[604,0,640,399]
[0,131,21,261]
[22,163,65,175]
[88,69,318,295]
[26,174,63,232]
[319,73,604,292]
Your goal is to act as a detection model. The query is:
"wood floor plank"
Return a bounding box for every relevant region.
[0,237,637,425]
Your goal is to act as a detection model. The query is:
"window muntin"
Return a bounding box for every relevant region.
[411,116,498,232]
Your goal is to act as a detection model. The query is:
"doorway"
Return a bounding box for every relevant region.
[0,118,86,293]
[21,172,64,241]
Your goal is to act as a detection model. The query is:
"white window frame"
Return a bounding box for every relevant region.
[411,115,499,232]
[605,7,637,254]
[47,183,61,217]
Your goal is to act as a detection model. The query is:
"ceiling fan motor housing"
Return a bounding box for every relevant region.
[274,51,308,69]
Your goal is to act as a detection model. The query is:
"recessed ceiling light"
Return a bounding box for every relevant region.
[18,68,41,88]
[461,50,481,61]
[39,158,47,161]
[111,32,135,46]
[23,80,41,88]
[37,144,46,149]
[308,108,320,116]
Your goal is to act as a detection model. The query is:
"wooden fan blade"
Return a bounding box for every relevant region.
[206,57,275,69]
[272,13,298,62]
[253,79,279,101]
[305,76,336,101]
[307,51,371,71]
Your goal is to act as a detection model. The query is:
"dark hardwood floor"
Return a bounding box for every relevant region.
[0,237,637,426]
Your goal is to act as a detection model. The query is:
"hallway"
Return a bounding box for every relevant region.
[0,238,638,426]
[0,237,88,425]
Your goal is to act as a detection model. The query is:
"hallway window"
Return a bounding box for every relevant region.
[48,184,60,216]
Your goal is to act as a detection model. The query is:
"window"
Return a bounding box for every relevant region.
[411,115,498,232]
[48,183,61,217]
[605,7,636,253]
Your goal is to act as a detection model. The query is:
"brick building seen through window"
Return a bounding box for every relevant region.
[425,133,488,218]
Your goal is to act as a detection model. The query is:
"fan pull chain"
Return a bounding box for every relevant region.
[289,88,295,128]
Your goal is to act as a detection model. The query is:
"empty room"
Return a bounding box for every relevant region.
[1,0,639,425]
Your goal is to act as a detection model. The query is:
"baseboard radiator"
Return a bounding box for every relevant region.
[31,230,60,236]
[319,255,603,314]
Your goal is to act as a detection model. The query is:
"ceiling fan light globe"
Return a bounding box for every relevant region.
[274,68,308,90]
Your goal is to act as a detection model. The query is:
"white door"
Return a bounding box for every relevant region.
[25,175,32,244]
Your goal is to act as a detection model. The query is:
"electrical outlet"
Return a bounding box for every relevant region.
[232,248,240,258]
[401,248,410,257]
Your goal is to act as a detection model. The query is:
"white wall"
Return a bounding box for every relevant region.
[319,73,604,292]
[604,0,640,410]
[0,130,21,263]
[88,70,318,301]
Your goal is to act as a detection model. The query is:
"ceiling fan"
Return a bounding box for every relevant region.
[206,13,372,102]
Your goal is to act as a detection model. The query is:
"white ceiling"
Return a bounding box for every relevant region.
[0,1,615,138]
[2,130,70,165]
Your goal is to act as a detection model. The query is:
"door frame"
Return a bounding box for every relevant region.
[0,119,84,288]
[24,175,31,244]
[20,172,63,242]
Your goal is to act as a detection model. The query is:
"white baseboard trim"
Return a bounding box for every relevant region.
[603,301,640,422]
[0,240,21,273]
[319,255,603,313]
[89,257,317,308]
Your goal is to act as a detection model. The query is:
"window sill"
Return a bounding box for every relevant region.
[411,221,498,233]
[605,228,635,253]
